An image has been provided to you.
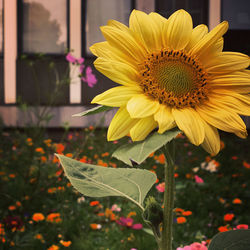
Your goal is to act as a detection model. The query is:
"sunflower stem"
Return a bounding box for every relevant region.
[159,142,175,250]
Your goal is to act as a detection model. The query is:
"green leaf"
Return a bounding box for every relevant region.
[112,128,181,166]
[56,154,157,210]
[143,228,154,236]
[208,230,250,250]
[72,105,113,117]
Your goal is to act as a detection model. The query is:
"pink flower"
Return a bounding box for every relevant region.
[189,242,207,250]
[234,224,249,230]
[194,175,204,184]
[156,182,165,192]
[66,53,77,63]
[116,217,142,230]
[111,204,121,212]
[177,242,207,250]
[81,66,97,87]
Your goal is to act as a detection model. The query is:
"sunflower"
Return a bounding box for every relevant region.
[90,9,250,155]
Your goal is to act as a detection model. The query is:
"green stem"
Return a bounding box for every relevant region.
[160,142,175,250]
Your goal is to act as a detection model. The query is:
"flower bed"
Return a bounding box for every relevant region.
[0,127,249,249]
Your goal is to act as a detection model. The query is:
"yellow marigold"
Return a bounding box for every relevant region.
[60,240,72,247]
[32,213,45,222]
[90,9,250,156]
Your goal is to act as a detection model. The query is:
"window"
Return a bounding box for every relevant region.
[84,0,132,55]
[22,0,68,54]
[155,0,208,27]
[222,0,250,54]
[0,0,3,53]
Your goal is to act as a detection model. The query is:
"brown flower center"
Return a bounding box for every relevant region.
[139,49,209,108]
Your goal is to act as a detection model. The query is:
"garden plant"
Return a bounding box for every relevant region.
[56,9,250,250]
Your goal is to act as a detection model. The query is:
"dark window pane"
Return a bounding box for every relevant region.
[222,0,250,30]
[22,0,67,54]
[0,0,3,53]
[155,0,208,27]
[85,0,131,55]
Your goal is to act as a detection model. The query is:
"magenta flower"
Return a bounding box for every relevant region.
[116,217,142,230]
[194,175,204,184]
[81,66,97,88]
[66,53,77,63]
[177,242,207,250]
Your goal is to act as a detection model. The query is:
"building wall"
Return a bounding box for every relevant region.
[0,0,249,127]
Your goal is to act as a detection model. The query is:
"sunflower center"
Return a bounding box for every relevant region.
[139,49,209,108]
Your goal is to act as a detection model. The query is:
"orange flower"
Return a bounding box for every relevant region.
[233,198,242,204]
[8,205,16,211]
[177,217,186,224]
[218,225,230,232]
[155,154,165,164]
[224,213,234,221]
[243,161,250,169]
[32,213,45,222]
[34,234,45,243]
[185,173,192,179]
[40,156,47,163]
[182,211,192,216]
[35,147,45,154]
[65,153,73,158]
[220,141,225,150]
[97,159,108,167]
[9,174,16,178]
[60,240,72,247]
[46,213,62,223]
[55,143,65,154]
[16,201,21,207]
[47,245,59,250]
[48,187,57,193]
[127,211,136,217]
[175,208,184,213]
[90,223,101,230]
[101,152,109,157]
[90,201,100,206]
[174,173,179,178]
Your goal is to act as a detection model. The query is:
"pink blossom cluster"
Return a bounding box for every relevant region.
[66,53,97,88]
[177,241,207,250]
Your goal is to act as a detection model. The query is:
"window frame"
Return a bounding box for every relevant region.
[0,0,4,57]
[81,0,135,58]
[17,0,70,58]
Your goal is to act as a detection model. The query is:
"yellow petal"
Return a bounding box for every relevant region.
[94,58,139,86]
[107,107,138,141]
[190,21,228,57]
[205,52,250,73]
[107,19,129,32]
[185,24,208,51]
[154,105,176,133]
[129,10,159,51]
[91,86,142,107]
[164,9,193,50]
[127,94,160,118]
[100,26,146,62]
[201,122,220,156]
[210,71,250,93]
[172,108,205,145]
[130,116,158,141]
[209,92,250,116]
[196,102,247,135]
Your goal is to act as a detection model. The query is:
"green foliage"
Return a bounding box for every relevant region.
[112,128,181,166]
[208,230,250,250]
[56,154,157,210]
[73,105,113,117]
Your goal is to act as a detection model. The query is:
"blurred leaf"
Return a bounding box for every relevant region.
[56,154,157,210]
[73,105,113,117]
[143,228,154,236]
[112,128,181,166]
[208,230,250,250]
